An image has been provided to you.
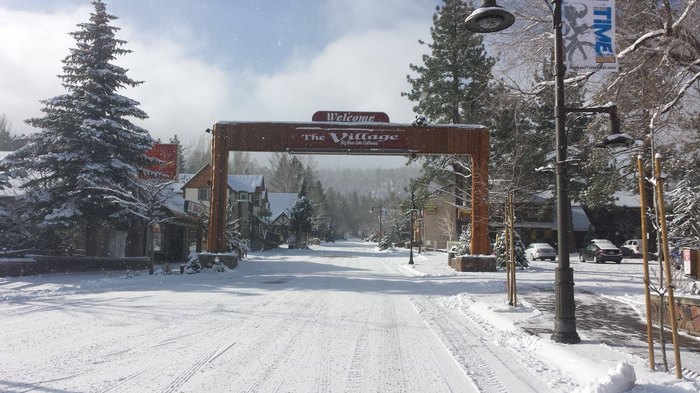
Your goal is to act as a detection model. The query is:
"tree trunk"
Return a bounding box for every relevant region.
[85,220,98,257]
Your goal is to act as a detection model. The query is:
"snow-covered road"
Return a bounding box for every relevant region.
[2,240,699,392]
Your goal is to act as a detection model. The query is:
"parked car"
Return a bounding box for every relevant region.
[620,239,642,257]
[525,243,557,261]
[589,239,616,246]
[579,241,623,264]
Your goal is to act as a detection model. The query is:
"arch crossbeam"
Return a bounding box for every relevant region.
[207,121,491,254]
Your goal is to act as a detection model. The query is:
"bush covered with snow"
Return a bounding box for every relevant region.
[378,237,391,251]
[494,228,528,268]
[457,224,471,255]
[185,252,202,274]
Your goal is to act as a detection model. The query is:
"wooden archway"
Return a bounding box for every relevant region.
[207,120,491,254]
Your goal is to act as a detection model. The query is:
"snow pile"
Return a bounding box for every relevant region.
[576,362,635,393]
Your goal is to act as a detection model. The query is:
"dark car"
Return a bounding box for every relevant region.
[579,242,623,264]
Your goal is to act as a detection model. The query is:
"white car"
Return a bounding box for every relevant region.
[525,243,557,261]
[621,239,642,257]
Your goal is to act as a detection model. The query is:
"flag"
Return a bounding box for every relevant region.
[562,0,618,73]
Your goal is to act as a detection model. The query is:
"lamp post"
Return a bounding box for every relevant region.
[465,0,584,344]
[467,0,634,344]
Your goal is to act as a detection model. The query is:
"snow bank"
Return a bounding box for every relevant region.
[575,362,635,393]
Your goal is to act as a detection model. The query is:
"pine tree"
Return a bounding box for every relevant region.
[0,0,155,254]
[403,0,495,124]
[403,0,496,235]
[0,114,25,151]
[290,193,314,248]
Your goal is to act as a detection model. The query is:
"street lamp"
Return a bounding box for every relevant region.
[465,0,515,33]
[466,0,621,344]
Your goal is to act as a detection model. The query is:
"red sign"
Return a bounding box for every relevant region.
[312,111,390,123]
[145,143,178,180]
[291,127,409,153]
[185,200,205,215]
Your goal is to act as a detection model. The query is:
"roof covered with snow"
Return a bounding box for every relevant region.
[268,192,298,221]
[227,175,264,193]
[612,191,641,208]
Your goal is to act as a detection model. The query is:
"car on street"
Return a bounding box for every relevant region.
[525,242,557,261]
[621,239,642,257]
[579,240,623,264]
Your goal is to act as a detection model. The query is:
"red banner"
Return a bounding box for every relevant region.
[145,143,178,179]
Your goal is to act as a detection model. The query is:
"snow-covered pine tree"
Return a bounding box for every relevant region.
[494,228,528,268]
[290,178,314,247]
[402,0,496,237]
[669,178,700,248]
[0,0,155,255]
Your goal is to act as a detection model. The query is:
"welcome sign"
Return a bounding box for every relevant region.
[291,127,410,153]
[562,0,618,73]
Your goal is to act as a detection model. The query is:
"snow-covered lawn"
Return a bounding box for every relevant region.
[1,240,699,392]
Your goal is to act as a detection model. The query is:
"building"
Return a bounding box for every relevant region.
[0,150,200,261]
[420,195,460,250]
[421,192,594,252]
[181,164,272,251]
[267,192,298,243]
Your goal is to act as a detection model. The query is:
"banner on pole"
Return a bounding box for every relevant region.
[562,0,618,73]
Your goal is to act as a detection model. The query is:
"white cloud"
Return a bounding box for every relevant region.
[233,22,428,124]
[0,7,87,132]
[0,3,431,165]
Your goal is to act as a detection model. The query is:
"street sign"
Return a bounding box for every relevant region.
[312,111,390,123]
[291,126,409,153]
[145,143,178,179]
[424,204,438,214]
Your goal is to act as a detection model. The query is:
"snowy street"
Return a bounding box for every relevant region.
[2,240,700,392]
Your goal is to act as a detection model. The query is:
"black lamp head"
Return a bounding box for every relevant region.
[465,0,515,33]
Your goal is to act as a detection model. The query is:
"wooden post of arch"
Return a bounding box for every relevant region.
[206,121,491,255]
[207,126,229,253]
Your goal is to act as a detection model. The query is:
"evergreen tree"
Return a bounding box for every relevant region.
[403,0,496,234]
[0,0,155,254]
[290,187,314,247]
[668,151,700,247]
[494,228,528,268]
[403,0,494,125]
[0,115,25,151]
[308,180,331,239]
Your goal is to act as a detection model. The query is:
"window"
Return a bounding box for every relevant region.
[238,192,249,201]
[197,188,210,201]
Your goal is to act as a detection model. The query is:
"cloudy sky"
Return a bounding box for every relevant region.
[0,0,450,168]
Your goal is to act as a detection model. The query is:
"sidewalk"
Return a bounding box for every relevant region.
[387,247,700,389]
[523,291,700,381]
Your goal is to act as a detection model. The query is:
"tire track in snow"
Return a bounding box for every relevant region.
[411,296,555,393]
[160,340,237,393]
[313,302,332,393]
[242,294,325,393]
[96,364,166,393]
[380,295,411,392]
[94,292,291,393]
[343,307,372,393]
